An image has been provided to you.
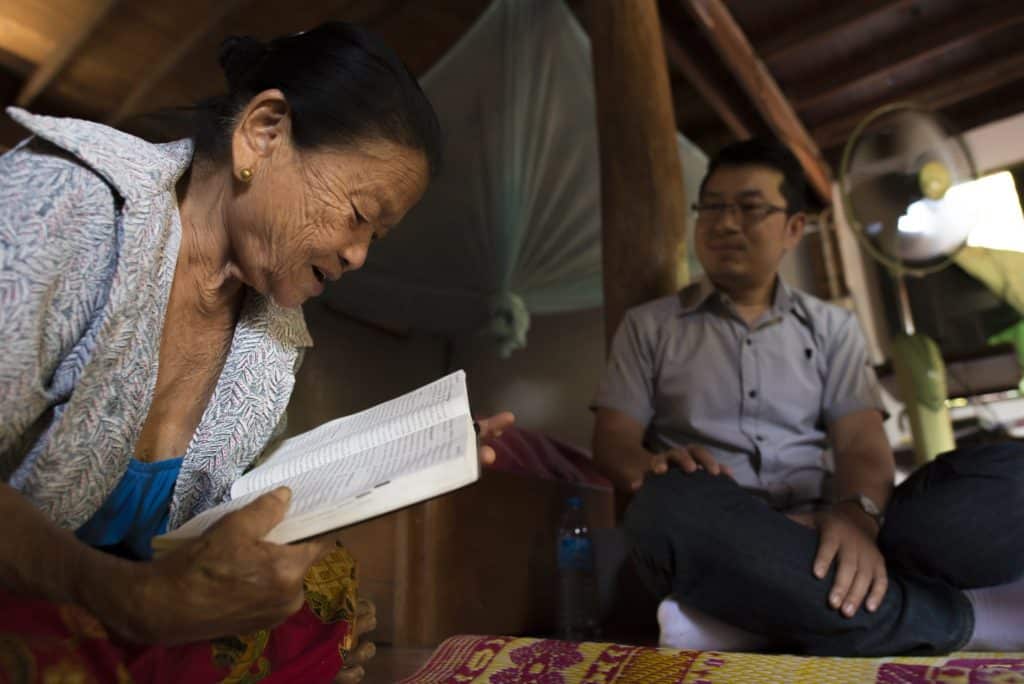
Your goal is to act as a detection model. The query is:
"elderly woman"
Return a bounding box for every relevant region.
[0,22,511,683]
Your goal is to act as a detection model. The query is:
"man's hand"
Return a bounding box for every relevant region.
[592,409,731,493]
[475,411,516,466]
[335,598,377,683]
[812,503,888,618]
[107,488,333,644]
[622,444,734,492]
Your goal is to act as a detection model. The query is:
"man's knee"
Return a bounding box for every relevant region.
[944,442,1024,522]
[624,468,730,539]
[973,444,1024,575]
[623,469,739,597]
[894,442,1024,584]
[941,442,1024,482]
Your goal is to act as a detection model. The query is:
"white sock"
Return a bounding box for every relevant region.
[964,577,1024,651]
[657,597,773,652]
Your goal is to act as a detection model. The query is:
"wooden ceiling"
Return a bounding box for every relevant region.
[2,0,1023,202]
[660,0,1024,170]
[0,0,493,145]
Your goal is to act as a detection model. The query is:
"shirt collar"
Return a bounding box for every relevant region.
[8,108,314,349]
[6,107,193,202]
[771,278,795,313]
[677,278,718,315]
[267,299,315,348]
[677,276,794,317]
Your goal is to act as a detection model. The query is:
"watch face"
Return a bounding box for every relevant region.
[859,495,881,516]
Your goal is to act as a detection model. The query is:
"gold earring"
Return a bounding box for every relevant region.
[239,168,254,183]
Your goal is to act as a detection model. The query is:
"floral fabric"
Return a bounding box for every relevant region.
[400,635,1024,684]
[0,545,357,684]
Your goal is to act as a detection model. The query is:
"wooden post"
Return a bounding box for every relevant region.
[681,0,833,203]
[590,0,689,349]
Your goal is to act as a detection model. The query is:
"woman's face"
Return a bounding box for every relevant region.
[226,133,429,308]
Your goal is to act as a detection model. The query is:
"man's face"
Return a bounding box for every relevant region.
[694,164,805,291]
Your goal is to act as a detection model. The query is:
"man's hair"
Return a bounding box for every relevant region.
[699,138,807,215]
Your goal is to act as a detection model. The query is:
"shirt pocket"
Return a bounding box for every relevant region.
[758,335,824,433]
[654,327,746,433]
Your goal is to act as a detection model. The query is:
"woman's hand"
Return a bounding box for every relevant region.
[108,487,332,644]
[475,411,515,466]
[334,598,377,683]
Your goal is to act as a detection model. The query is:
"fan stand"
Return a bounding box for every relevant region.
[889,273,956,465]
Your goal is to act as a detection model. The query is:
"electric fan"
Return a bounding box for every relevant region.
[837,102,979,463]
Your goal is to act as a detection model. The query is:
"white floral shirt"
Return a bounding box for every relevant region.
[0,108,312,531]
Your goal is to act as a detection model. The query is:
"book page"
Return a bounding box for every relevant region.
[282,417,468,520]
[232,371,469,498]
[164,416,472,542]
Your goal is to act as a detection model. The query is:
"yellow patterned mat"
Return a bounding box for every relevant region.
[399,635,1024,683]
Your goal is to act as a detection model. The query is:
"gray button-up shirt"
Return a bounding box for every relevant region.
[593,279,885,509]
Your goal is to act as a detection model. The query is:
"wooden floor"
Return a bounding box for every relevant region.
[364,646,436,684]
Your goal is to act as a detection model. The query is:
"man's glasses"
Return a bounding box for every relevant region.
[691,201,787,225]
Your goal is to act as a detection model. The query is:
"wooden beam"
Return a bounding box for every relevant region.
[680,0,833,203]
[760,0,914,63]
[812,49,1024,151]
[661,26,751,140]
[939,78,1024,149]
[15,0,119,108]
[590,0,690,347]
[792,1,1024,112]
[106,0,252,126]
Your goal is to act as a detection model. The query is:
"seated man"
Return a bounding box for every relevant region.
[591,138,1024,656]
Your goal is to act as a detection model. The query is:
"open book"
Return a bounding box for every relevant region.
[151,370,478,553]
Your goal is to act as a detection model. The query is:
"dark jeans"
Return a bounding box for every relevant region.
[624,443,1024,656]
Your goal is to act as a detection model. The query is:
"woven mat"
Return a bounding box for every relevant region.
[398,635,1024,683]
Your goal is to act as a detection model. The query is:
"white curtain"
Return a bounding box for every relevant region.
[324,0,708,356]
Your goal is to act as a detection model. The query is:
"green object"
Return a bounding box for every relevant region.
[891,333,955,464]
[988,320,1024,393]
[954,246,1024,393]
[954,247,1024,315]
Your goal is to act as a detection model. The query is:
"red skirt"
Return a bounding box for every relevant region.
[0,546,357,684]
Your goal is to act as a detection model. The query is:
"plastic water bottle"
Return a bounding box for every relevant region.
[557,495,600,641]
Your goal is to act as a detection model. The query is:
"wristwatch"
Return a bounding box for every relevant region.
[837,493,885,528]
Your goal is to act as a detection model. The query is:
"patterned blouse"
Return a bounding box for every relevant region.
[0,108,313,531]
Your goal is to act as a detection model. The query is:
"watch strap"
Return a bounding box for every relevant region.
[837,493,885,528]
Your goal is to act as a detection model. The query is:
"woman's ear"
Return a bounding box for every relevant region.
[231,89,292,178]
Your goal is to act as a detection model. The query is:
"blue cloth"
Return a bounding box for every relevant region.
[76,457,183,560]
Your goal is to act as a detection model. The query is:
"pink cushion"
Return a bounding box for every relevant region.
[482,426,612,489]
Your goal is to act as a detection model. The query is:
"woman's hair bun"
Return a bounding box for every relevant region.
[193,22,440,175]
[218,35,268,90]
